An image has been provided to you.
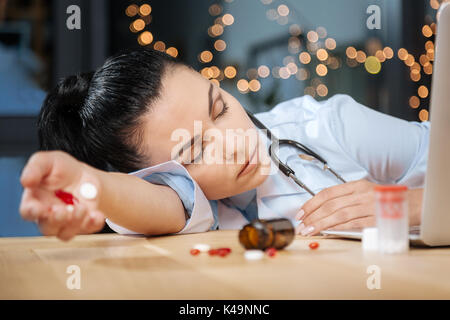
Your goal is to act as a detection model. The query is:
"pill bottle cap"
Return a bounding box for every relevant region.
[374,185,408,192]
[362,227,378,251]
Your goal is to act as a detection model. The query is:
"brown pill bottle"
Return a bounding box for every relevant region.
[238,218,295,250]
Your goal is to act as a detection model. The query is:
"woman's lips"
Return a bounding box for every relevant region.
[237,145,258,178]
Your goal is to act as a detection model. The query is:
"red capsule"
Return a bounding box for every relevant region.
[190,249,200,256]
[309,242,319,250]
[219,247,231,253]
[266,247,277,257]
[218,250,228,257]
[54,189,78,205]
[208,249,219,256]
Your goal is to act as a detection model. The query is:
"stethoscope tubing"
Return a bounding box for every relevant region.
[246,110,346,196]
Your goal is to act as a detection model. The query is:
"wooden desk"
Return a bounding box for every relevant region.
[1,231,450,299]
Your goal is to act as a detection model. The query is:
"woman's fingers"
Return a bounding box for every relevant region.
[80,210,105,234]
[303,205,372,236]
[20,152,56,189]
[55,203,89,241]
[19,188,47,221]
[299,181,358,220]
[327,216,376,231]
[301,193,367,226]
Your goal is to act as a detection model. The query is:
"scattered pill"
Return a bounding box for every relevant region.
[80,183,98,200]
[309,242,319,250]
[265,247,277,257]
[208,249,219,256]
[54,189,77,205]
[66,205,74,213]
[244,249,264,261]
[193,243,211,252]
[190,249,200,256]
[220,247,232,253]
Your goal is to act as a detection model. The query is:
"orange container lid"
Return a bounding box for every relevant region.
[374,185,408,192]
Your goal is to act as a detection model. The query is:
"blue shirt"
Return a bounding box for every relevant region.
[106,94,430,235]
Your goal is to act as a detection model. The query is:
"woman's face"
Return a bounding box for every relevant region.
[139,65,271,200]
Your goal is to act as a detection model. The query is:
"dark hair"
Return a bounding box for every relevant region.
[38,48,181,172]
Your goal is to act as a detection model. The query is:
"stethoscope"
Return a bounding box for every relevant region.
[246,111,346,196]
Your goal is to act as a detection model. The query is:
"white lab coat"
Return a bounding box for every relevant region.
[106,94,430,235]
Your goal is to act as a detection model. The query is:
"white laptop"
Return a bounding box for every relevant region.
[322,3,450,246]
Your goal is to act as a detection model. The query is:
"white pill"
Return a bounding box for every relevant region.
[66,205,74,213]
[80,183,98,200]
[244,250,264,261]
[193,243,211,252]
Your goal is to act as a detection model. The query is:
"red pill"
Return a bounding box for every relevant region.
[309,242,319,250]
[54,189,78,205]
[190,249,200,256]
[208,249,219,256]
[218,250,228,257]
[266,247,277,257]
[219,247,231,253]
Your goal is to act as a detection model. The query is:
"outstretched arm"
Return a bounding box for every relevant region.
[20,151,187,241]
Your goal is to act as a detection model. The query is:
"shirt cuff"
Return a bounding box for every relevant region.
[105,160,217,235]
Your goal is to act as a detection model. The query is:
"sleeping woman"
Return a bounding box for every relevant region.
[19,49,429,241]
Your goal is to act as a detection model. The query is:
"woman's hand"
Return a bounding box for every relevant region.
[19,151,105,241]
[295,179,423,236]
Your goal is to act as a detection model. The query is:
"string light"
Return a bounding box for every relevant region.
[258,65,270,78]
[409,96,420,109]
[153,41,166,52]
[139,4,152,16]
[289,24,302,36]
[316,84,328,97]
[422,25,433,37]
[316,64,328,76]
[277,5,289,16]
[383,47,394,59]
[237,79,249,92]
[316,26,327,38]
[214,39,227,51]
[346,47,357,59]
[307,31,319,43]
[166,47,178,57]
[316,49,328,61]
[199,50,213,63]
[222,13,235,26]
[296,68,309,80]
[419,109,429,121]
[130,19,146,33]
[299,52,311,64]
[325,38,336,50]
[355,50,367,63]
[249,79,261,92]
[138,31,153,46]
[364,56,381,74]
[224,66,237,79]
[209,4,222,16]
[375,50,386,62]
[279,67,290,79]
[125,4,139,17]
[418,85,429,98]
[201,67,213,79]
[398,48,408,60]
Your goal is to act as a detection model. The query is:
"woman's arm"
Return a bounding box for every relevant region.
[20,151,187,240]
[96,165,187,235]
